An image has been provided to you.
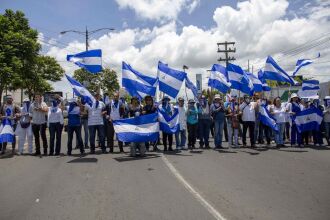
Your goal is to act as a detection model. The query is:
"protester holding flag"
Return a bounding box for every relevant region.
[270,97,288,147]
[257,98,272,146]
[300,99,311,146]
[288,93,302,147]
[197,95,212,149]
[48,100,64,156]
[175,97,187,151]
[310,98,324,146]
[128,96,145,156]
[142,95,158,151]
[187,99,198,149]
[16,98,33,155]
[66,98,84,156]
[323,96,330,146]
[159,96,175,151]
[210,94,226,149]
[239,95,258,148]
[225,96,240,148]
[0,95,21,155]
[105,92,125,153]
[83,93,107,154]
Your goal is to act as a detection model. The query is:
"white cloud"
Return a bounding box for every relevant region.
[115,0,200,22]
[45,0,330,98]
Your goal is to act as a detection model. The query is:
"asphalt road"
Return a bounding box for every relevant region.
[1,133,330,220]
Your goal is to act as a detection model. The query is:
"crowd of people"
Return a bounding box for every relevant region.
[0,91,330,157]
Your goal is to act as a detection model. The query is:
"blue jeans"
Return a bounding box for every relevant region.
[81,118,89,147]
[214,119,224,147]
[198,119,211,147]
[89,125,105,152]
[275,123,285,145]
[175,129,186,149]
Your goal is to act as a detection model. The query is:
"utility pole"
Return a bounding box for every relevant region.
[217,41,236,68]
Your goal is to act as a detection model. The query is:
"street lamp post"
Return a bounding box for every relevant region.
[60,26,115,51]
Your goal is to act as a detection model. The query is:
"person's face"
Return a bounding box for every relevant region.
[275,99,281,106]
[132,99,138,106]
[34,95,41,102]
[113,94,119,101]
[179,100,184,107]
[146,98,152,105]
[214,98,220,104]
[95,94,101,100]
[6,97,13,104]
[292,97,298,102]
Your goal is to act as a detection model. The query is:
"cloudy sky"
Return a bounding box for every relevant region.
[1,0,330,97]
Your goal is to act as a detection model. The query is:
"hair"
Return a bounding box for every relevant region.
[273,97,281,106]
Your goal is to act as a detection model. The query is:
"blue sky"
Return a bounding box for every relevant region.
[1,0,329,97]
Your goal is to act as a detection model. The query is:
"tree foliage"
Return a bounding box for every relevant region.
[73,68,120,95]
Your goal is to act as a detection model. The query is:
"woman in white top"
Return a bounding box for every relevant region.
[48,100,64,156]
[270,97,287,147]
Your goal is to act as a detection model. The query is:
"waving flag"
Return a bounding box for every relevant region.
[259,105,279,132]
[294,107,323,133]
[298,80,320,99]
[0,108,15,143]
[208,64,231,94]
[185,76,198,99]
[113,113,159,142]
[67,49,102,73]
[263,56,294,85]
[158,108,180,134]
[65,74,95,106]
[292,59,313,76]
[158,61,186,98]
[122,62,157,100]
[258,70,271,91]
[246,72,263,93]
[227,63,253,95]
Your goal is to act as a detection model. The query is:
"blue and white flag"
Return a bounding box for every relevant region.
[65,74,95,106]
[292,59,313,76]
[122,62,157,100]
[302,80,320,90]
[158,108,180,134]
[208,64,231,94]
[298,80,320,99]
[0,108,15,143]
[259,105,279,132]
[227,63,253,95]
[113,112,159,142]
[245,71,263,93]
[158,61,186,98]
[294,107,323,133]
[257,70,271,91]
[185,76,198,99]
[67,49,102,74]
[263,56,294,85]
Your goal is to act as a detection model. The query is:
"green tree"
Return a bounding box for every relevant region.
[22,55,64,99]
[73,68,120,95]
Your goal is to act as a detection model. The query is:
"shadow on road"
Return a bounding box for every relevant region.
[277,149,308,153]
[67,158,98,163]
[113,154,161,162]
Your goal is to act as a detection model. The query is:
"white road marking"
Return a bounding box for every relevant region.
[161,155,227,220]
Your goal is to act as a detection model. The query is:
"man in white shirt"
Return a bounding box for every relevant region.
[175,97,187,150]
[239,95,258,148]
[83,93,107,154]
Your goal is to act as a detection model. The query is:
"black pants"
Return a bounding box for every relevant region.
[32,123,48,154]
[242,121,255,146]
[162,132,173,150]
[187,123,198,148]
[223,119,228,141]
[67,125,84,154]
[106,121,123,152]
[259,123,271,145]
[302,131,310,145]
[1,124,17,153]
[49,122,63,155]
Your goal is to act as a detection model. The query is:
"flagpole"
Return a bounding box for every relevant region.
[183,65,189,101]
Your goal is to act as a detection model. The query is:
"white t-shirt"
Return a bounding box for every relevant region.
[239,102,256,122]
[178,106,187,130]
[48,107,64,124]
[85,101,105,126]
[272,106,287,123]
